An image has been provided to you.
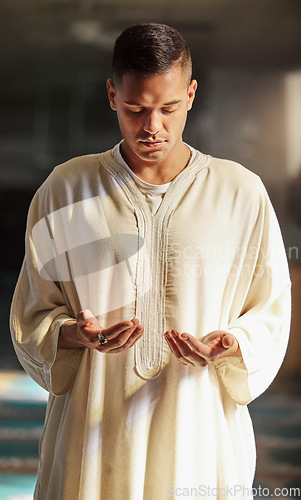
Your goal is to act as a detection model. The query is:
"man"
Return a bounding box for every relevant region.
[10,23,291,499]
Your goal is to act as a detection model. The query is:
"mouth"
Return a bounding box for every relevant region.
[140,140,165,148]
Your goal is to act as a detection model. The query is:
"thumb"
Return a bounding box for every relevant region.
[81,309,95,320]
[76,310,102,335]
[76,309,98,326]
[222,334,235,349]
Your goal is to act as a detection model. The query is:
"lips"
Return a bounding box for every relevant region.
[140,140,165,148]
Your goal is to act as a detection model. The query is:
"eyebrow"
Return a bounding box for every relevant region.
[124,100,182,106]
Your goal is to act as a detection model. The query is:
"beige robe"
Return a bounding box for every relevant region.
[10,147,291,499]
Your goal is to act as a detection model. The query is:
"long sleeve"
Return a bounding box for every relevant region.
[9,150,140,397]
[10,177,84,396]
[214,185,291,405]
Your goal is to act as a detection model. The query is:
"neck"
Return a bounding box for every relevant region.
[120,142,192,185]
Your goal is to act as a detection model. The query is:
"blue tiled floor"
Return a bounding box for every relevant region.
[0,474,36,500]
[0,372,46,498]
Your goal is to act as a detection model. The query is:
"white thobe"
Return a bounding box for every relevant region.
[10,144,291,499]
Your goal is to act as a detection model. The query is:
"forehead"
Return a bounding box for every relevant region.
[115,66,188,103]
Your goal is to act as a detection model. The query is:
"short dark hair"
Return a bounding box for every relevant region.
[112,23,192,86]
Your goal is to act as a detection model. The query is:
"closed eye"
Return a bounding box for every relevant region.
[128,107,144,113]
[162,107,177,114]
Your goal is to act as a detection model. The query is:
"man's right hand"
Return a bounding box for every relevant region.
[59,309,144,353]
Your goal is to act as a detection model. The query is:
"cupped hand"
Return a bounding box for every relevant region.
[59,309,144,353]
[164,329,240,367]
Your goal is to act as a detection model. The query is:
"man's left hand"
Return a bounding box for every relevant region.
[164,330,241,367]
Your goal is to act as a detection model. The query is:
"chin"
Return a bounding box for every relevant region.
[139,152,168,163]
[137,146,170,162]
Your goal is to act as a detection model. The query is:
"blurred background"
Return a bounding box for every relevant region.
[0,0,300,498]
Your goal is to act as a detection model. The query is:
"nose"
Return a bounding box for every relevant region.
[143,110,160,135]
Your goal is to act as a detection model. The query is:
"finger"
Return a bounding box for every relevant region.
[164,331,195,366]
[100,325,144,353]
[103,323,143,350]
[77,311,132,348]
[172,332,208,367]
[122,325,144,349]
[221,334,240,357]
[222,334,236,349]
[95,318,143,352]
[180,333,212,358]
[102,320,136,340]
[75,310,104,347]
[81,309,94,320]
[106,325,144,353]
[77,310,101,332]
[199,331,240,360]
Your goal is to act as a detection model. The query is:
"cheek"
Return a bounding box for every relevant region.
[168,112,187,136]
[117,113,140,138]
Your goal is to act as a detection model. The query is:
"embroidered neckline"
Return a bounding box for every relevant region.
[97,149,210,379]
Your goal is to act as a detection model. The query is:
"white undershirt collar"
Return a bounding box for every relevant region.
[112,141,197,214]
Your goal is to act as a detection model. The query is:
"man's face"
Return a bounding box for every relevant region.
[107,65,197,167]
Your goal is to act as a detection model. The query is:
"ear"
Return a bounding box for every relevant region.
[187,79,197,111]
[106,78,117,111]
